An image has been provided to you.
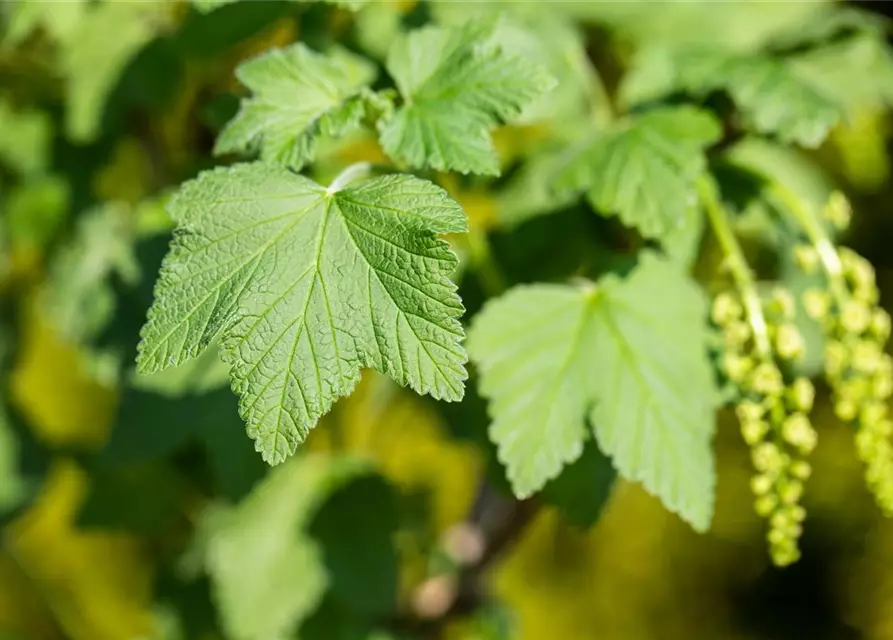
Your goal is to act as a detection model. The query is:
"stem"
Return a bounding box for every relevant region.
[768,182,848,301]
[697,175,772,358]
[326,162,372,194]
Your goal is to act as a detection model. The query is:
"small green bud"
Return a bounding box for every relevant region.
[751,474,774,496]
[766,288,796,320]
[824,341,849,380]
[793,245,820,273]
[824,191,851,230]
[790,460,812,480]
[741,420,768,446]
[722,353,753,382]
[712,292,743,325]
[736,400,765,423]
[750,362,784,397]
[861,402,887,426]
[803,289,831,321]
[755,494,778,517]
[753,442,783,473]
[835,397,859,422]
[782,413,817,454]
[780,480,804,504]
[873,374,893,400]
[767,528,787,546]
[852,340,882,375]
[871,309,891,342]
[790,505,807,522]
[787,378,815,412]
[723,321,751,348]
[775,323,805,361]
[841,299,872,334]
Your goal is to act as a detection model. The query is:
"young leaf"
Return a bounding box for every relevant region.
[137,163,468,464]
[379,19,555,175]
[0,100,52,176]
[622,48,841,147]
[192,455,375,640]
[62,1,166,143]
[555,106,721,239]
[215,44,379,170]
[467,252,716,531]
[41,202,139,345]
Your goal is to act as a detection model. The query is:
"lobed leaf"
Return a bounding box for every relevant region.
[555,106,721,240]
[468,252,717,531]
[137,163,468,464]
[216,44,379,170]
[379,19,555,175]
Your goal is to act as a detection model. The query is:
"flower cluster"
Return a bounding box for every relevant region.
[712,288,815,566]
[797,209,893,513]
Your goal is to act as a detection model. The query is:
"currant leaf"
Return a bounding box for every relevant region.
[378,19,555,175]
[467,251,717,531]
[216,44,379,170]
[137,163,468,464]
[555,106,721,240]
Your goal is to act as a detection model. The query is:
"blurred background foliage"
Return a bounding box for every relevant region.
[0,1,893,639]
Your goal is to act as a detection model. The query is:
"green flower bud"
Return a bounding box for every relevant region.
[736,400,765,423]
[861,402,887,426]
[768,528,787,546]
[824,191,851,230]
[824,341,849,380]
[722,353,753,382]
[871,309,891,342]
[835,397,859,422]
[790,505,807,522]
[750,362,784,397]
[790,460,812,480]
[794,245,820,273]
[753,442,783,473]
[852,340,882,375]
[751,474,774,496]
[803,289,831,321]
[873,374,893,400]
[775,323,805,361]
[787,378,815,412]
[782,413,817,454]
[766,288,796,320]
[712,292,743,325]
[755,494,778,517]
[780,480,804,504]
[723,321,751,348]
[841,299,872,334]
[741,420,768,446]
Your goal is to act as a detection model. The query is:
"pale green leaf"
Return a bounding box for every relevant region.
[137,163,468,464]
[468,252,716,531]
[62,1,167,143]
[379,19,555,175]
[622,48,841,147]
[0,100,52,176]
[216,44,378,170]
[41,202,139,344]
[4,175,69,251]
[194,454,372,640]
[1,0,86,48]
[554,106,721,239]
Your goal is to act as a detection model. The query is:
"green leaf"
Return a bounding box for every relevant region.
[4,175,69,252]
[62,1,167,143]
[622,48,841,147]
[555,106,721,239]
[1,0,86,48]
[467,252,717,531]
[192,454,375,640]
[215,44,378,170]
[41,202,139,345]
[137,163,468,465]
[0,100,52,176]
[379,19,555,175]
